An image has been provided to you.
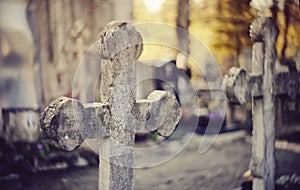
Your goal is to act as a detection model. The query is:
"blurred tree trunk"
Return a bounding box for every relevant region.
[176,0,190,72]
[281,2,290,60]
[272,0,299,66]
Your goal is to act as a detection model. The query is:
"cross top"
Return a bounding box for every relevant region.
[250,16,278,43]
[98,21,143,60]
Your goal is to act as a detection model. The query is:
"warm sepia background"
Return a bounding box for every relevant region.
[0,0,300,190]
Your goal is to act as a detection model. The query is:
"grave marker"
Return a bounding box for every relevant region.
[223,16,299,190]
[40,21,181,190]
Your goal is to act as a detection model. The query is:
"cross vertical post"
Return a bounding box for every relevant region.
[249,16,278,190]
[97,21,143,190]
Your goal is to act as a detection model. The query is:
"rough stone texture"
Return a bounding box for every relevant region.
[82,103,110,139]
[134,90,182,136]
[110,154,134,190]
[250,98,265,178]
[223,67,250,105]
[98,21,143,154]
[96,21,181,190]
[40,97,86,151]
[250,16,278,190]
[98,21,143,61]
[259,17,278,190]
[40,97,111,151]
[147,90,181,136]
[223,67,299,105]
[97,21,143,190]
[276,68,299,100]
[39,21,181,190]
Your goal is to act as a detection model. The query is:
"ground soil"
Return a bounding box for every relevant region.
[3,131,300,190]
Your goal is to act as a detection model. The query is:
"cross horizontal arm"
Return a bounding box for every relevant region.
[223,67,299,105]
[40,97,109,151]
[133,90,182,136]
[40,90,182,151]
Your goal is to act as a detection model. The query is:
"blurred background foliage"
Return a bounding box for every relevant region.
[133,0,300,75]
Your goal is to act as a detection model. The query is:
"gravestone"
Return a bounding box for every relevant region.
[40,21,182,190]
[223,16,299,190]
[0,0,41,142]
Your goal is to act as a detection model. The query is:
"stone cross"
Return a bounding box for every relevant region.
[40,22,181,190]
[223,16,299,190]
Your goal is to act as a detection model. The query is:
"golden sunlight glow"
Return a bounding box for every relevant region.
[142,0,165,13]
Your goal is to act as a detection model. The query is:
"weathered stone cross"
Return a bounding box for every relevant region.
[223,16,299,190]
[40,21,181,190]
